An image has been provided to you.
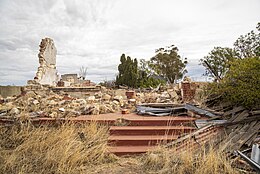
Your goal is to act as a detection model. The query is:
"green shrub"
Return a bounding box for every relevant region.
[212,57,260,108]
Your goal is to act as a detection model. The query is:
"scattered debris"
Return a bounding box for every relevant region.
[121,109,129,114]
[136,105,187,116]
[185,103,218,118]
[235,150,260,173]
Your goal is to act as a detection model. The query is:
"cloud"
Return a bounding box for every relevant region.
[0,0,259,85]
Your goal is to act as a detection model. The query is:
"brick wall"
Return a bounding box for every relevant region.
[181,82,196,102]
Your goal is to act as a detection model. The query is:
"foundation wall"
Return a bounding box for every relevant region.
[0,86,23,98]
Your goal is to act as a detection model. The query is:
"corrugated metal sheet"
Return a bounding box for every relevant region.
[185,103,217,117]
[195,119,227,128]
[136,106,187,116]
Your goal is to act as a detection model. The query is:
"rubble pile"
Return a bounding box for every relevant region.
[0,90,122,120]
[135,88,181,104]
[0,85,184,120]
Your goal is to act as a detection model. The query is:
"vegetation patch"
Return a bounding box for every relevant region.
[0,123,115,174]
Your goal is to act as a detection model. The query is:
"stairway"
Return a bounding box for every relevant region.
[107,116,196,156]
[23,112,197,156]
[1,112,198,156]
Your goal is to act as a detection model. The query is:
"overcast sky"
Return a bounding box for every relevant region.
[0,0,259,85]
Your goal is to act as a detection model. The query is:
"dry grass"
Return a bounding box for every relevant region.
[0,123,241,174]
[0,122,115,174]
[83,144,240,174]
[140,145,239,174]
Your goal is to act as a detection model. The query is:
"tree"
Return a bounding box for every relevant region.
[79,66,87,80]
[137,59,166,88]
[137,59,149,87]
[204,23,260,108]
[149,45,187,84]
[116,54,138,88]
[200,47,238,81]
[234,22,260,58]
[221,57,260,108]
[132,58,138,87]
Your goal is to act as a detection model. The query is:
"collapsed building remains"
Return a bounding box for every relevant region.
[33,38,58,86]
[1,37,259,172]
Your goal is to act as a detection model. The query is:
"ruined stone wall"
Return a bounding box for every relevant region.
[0,86,22,98]
[34,38,58,86]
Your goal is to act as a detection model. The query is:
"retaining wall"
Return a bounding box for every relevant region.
[0,86,23,98]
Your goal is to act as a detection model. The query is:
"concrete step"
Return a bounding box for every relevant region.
[125,118,194,126]
[108,145,158,156]
[69,116,195,126]
[109,126,195,135]
[108,135,178,146]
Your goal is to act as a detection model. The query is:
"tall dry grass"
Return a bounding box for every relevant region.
[140,145,239,174]
[0,123,242,174]
[0,122,115,174]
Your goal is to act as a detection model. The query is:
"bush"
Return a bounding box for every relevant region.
[138,77,166,88]
[209,57,260,108]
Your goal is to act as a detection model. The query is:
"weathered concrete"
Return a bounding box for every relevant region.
[0,86,22,98]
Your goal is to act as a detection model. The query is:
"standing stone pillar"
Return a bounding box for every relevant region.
[34,38,58,86]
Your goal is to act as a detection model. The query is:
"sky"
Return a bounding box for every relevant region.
[0,0,259,85]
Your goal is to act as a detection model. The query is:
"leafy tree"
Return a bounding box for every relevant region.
[219,57,260,108]
[137,59,166,88]
[203,23,260,109]
[234,22,260,58]
[116,54,126,85]
[137,59,150,87]
[149,45,187,84]
[200,47,238,81]
[116,54,138,88]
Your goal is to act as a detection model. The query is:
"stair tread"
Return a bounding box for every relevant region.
[108,146,157,153]
[110,126,195,130]
[73,113,196,121]
[109,135,178,141]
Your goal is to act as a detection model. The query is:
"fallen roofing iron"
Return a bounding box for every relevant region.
[195,119,227,128]
[139,103,184,108]
[185,103,217,118]
[136,105,187,116]
[235,150,260,173]
[136,103,220,117]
